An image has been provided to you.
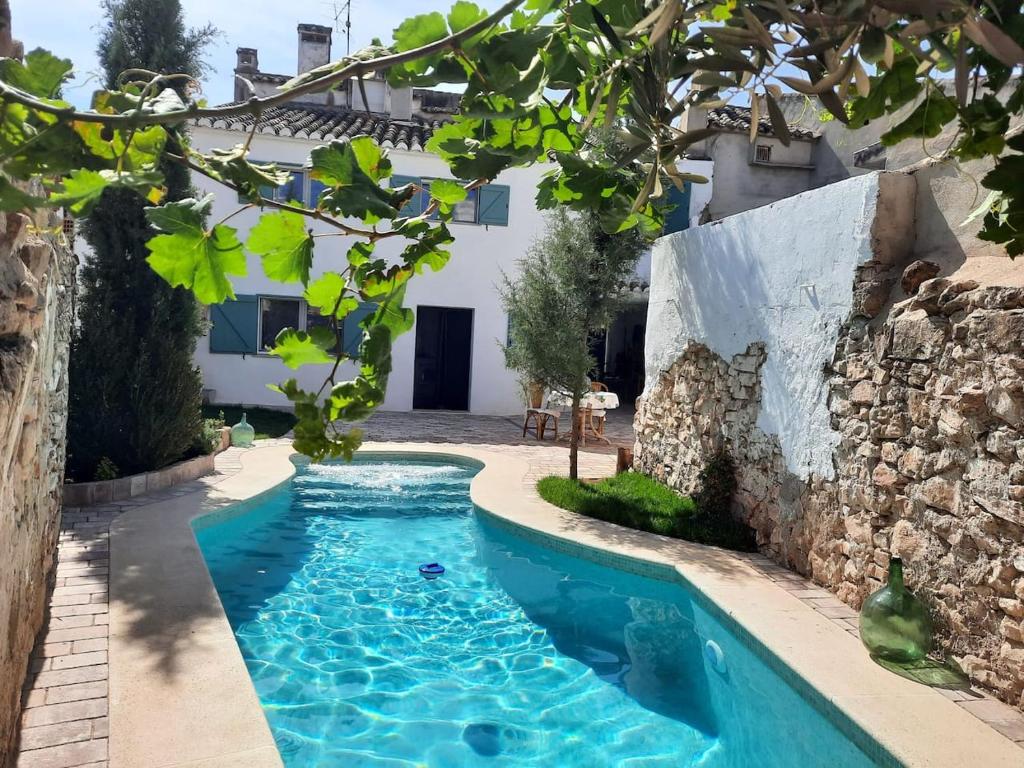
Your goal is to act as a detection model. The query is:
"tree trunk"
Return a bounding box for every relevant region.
[569,392,581,480]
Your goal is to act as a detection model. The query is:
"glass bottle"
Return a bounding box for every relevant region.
[230,412,255,448]
[859,557,933,662]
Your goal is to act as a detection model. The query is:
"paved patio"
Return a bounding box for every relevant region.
[13,410,1024,767]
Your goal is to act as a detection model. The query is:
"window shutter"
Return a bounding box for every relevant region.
[209,294,258,354]
[663,181,691,235]
[391,175,422,217]
[477,184,510,226]
[342,302,378,356]
[308,178,328,208]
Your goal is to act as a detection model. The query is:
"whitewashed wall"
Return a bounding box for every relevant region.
[643,172,911,479]
[189,126,552,415]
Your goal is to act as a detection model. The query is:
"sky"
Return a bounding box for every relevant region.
[13,0,506,108]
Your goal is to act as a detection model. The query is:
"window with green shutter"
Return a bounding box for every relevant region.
[478,184,510,226]
[209,294,259,354]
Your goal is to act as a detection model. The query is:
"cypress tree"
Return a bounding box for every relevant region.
[66,0,218,480]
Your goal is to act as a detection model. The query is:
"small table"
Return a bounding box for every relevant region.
[547,391,620,445]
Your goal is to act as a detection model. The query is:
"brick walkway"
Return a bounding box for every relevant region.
[14,410,1024,765]
[14,449,247,768]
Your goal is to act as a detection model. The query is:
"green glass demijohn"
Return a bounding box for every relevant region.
[230,412,255,448]
[859,557,933,662]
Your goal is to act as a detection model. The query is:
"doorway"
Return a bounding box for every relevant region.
[413,306,473,410]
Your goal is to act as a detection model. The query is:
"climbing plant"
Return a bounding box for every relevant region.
[2,0,1023,459]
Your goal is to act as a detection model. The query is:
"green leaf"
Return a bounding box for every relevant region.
[304,272,359,319]
[246,210,314,284]
[448,1,487,33]
[269,327,336,369]
[881,91,957,146]
[144,195,247,303]
[0,48,72,98]
[848,59,923,130]
[393,12,448,52]
[347,241,375,267]
[348,135,392,182]
[191,145,292,203]
[310,139,402,222]
[0,176,46,212]
[47,168,165,216]
[428,178,467,205]
[72,122,167,170]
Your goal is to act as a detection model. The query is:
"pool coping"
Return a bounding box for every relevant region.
[108,442,1024,768]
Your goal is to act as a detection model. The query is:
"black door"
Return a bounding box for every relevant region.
[413,307,473,410]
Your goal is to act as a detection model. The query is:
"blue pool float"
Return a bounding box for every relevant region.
[419,562,445,579]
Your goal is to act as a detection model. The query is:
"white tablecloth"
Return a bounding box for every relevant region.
[547,391,620,410]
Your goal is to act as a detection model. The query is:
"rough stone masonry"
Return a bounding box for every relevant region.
[636,175,1024,712]
[0,183,76,762]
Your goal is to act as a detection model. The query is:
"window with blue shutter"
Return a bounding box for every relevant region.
[663,182,691,235]
[308,178,328,208]
[342,302,379,356]
[477,184,510,226]
[209,294,258,354]
[391,175,422,217]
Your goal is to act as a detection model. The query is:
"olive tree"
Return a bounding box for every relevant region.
[502,208,645,479]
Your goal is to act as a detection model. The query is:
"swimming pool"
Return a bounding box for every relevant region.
[195,457,889,767]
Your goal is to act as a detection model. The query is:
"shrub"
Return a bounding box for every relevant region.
[93,456,120,482]
[690,450,752,546]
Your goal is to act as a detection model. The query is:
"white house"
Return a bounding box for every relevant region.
[189,25,553,416]
[178,24,713,417]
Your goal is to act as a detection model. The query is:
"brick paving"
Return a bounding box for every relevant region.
[14,448,247,768]
[14,410,1024,764]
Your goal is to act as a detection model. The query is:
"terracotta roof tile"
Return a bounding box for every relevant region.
[706,104,817,140]
[192,103,444,152]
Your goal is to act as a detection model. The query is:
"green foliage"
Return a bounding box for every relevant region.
[8,0,1024,464]
[310,137,402,222]
[537,472,756,551]
[271,327,337,369]
[144,194,247,303]
[191,417,225,456]
[693,450,756,548]
[246,210,314,285]
[94,456,120,482]
[201,405,297,440]
[66,0,212,482]
[501,204,645,477]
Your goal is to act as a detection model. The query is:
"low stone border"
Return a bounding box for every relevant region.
[62,429,232,508]
[94,442,1024,767]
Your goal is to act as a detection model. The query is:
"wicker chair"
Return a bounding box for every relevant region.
[523,394,563,440]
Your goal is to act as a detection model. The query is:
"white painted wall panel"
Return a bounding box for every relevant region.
[644,172,889,479]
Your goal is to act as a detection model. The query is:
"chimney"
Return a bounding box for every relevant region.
[389,86,413,121]
[297,23,332,74]
[682,104,710,159]
[234,48,259,102]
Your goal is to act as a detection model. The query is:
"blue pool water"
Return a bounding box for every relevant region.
[195,459,885,768]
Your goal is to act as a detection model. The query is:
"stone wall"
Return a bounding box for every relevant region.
[0,192,76,761]
[636,172,1024,711]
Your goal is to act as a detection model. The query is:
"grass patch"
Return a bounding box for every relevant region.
[537,471,756,552]
[202,404,297,440]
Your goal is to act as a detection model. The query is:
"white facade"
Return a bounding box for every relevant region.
[643,172,915,480]
[190,125,552,415]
